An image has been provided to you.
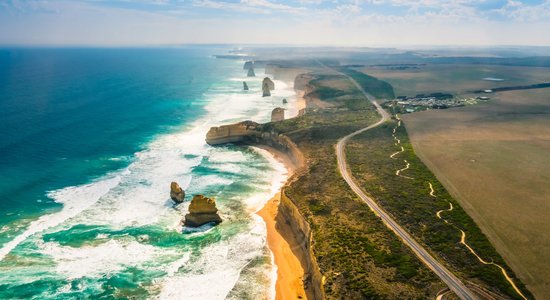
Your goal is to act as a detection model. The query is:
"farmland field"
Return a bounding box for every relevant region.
[360,64,550,96]
[402,88,550,299]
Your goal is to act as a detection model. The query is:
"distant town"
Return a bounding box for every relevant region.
[384,91,491,113]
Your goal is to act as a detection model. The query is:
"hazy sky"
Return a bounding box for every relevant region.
[1,0,550,46]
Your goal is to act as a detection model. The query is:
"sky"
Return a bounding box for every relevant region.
[1,0,550,46]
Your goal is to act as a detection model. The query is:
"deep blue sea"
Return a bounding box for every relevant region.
[0,47,297,299]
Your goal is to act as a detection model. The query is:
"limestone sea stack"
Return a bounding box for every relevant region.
[170,182,185,203]
[262,77,275,97]
[243,81,249,91]
[243,61,254,70]
[184,195,222,227]
[271,107,285,122]
[247,68,256,77]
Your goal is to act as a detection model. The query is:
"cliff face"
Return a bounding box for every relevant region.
[294,73,315,93]
[278,190,325,300]
[206,121,304,168]
[205,120,323,297]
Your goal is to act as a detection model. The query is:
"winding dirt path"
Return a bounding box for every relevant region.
[317,60,477,300]
[391,113,526,299]
[390,146,404,159]
[428,182,528,300]
[391,116,413,180]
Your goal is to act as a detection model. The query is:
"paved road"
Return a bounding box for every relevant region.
[327,64,478,300]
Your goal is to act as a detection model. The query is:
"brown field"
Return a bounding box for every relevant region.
[402,89,550,299]
[361,64,550,96]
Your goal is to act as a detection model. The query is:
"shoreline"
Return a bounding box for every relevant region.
[256,72,308,300]
[257,192,306,300]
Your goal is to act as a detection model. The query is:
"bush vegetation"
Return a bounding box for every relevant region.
[339,68,396,99]
[259,66,531,299]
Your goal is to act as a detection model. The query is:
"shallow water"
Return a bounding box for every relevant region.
[0,47,297,299]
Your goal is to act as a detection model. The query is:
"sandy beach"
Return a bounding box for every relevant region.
[256,73,308,300]
[258,193,306,300]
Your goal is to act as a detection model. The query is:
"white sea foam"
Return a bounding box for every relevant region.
[0,175,121,261]
[39,239,182,280]
[2,64,300,299]
[158,222,267,300]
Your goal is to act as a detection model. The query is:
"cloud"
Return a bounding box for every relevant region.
[0,0,549,46]
[495,0,550,21]
[192,0,305,14]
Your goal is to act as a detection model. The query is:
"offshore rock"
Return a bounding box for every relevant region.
[247,68,256,77]
[282,98,288,104]
[243,81,249,91]
[170,182,185,203]
[243,61,254,70]
[262,77,275,97]
[184,195,222,227]
[263,77,275,90]
[271,107,285,122]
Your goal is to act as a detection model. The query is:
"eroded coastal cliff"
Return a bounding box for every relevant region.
[205,95,325,299]
[206,121,304,168]
[204,59,534,300]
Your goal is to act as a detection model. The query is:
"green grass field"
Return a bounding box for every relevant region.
[403,88,550,300]
[361,64,550,96]
[256,64,534,298]
[346,119,531,299]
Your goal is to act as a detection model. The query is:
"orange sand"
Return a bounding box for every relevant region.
[258,193,306,300]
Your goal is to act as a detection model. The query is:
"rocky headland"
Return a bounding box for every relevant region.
[205,113,326,299]
[206,121,303,169]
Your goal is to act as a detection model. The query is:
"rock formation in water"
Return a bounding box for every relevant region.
[262,85,270,97]
[184,195,222,227]
[170,182,185,203]
[282,98,288,104]
[262,77,275,97]
[263,77,275,90]
[243,81,249,91]
[247,68,256,77]
[243,61,254,70]
[271,107,285,122]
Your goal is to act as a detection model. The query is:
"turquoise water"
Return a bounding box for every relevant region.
[0,47,295,299]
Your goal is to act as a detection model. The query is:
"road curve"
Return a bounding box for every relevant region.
[328,65,478,300]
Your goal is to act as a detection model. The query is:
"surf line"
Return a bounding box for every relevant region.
[429,182,528,300]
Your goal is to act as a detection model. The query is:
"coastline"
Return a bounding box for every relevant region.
[257,193,306,300]
[256,73,308,300]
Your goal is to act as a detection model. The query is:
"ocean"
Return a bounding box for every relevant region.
[0,47,297,299]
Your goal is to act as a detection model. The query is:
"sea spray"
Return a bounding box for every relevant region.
[0,52,301,299]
